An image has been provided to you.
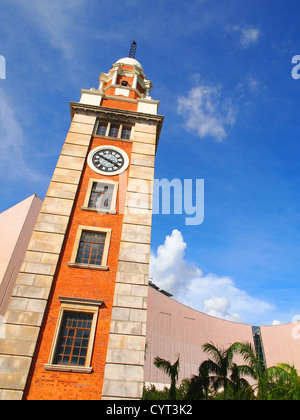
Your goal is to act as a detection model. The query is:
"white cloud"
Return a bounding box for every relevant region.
[228,24,261,48]
[12,0,85,60]
[0,88,43,181]
[247,77,260,93]
[186,272,274,324]
[150,230,275,324]
[177,84,235,142]
[150,229,202,292]
[203,296,243,323]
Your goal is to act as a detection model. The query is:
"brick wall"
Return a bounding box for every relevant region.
[23,137,132,400]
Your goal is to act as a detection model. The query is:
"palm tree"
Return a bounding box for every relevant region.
[227,362,253,400]
[230,341,269,399]
[154,355,180,400]
[267,363,300,400]
[202,342,236,399]
[186,359,210,400]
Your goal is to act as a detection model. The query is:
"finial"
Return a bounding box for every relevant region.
[129,41,137,59]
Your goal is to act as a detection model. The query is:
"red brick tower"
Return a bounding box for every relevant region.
[0,54,163,400]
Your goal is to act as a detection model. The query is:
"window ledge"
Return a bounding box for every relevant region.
[44,364,93,374]
[81,206,117,215]
[67,263,109,271]
[93,134,133,143]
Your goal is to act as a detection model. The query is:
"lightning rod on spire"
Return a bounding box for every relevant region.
[129,41,137,59]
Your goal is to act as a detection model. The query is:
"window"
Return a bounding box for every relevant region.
[45,296,103,373]
[109,124,119,138]
[96,122,108,136]
[53,312,93,367]
[82,179,118,214]
[95,120,132,140]
[68,225,111,270]
[121,126,132,140]
[121,80,130,86]
[76,231,106,266]
[88,182,114,210]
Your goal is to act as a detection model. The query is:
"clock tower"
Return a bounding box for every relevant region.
[0,54,163,400]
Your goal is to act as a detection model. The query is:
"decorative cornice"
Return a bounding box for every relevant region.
[70,102,164,146]
[70,101,163,121]
[70,101,163,126]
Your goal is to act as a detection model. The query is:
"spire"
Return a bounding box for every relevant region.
[128,41,137,59]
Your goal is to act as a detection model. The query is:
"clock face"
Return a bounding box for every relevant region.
[92,149,124,172]
[87,146,129,176]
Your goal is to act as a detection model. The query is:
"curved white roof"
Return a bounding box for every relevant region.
[115,57,143,72]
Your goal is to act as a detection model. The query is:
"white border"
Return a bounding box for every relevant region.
[45,297,103,373]
[87,145,129,176]
[82,178,119,213]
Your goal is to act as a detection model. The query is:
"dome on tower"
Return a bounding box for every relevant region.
[115,57,143,72]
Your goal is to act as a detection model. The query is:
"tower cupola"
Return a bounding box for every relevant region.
[79,54,159,115]
[98,57,153,100]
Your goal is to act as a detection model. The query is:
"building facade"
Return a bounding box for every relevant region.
[144,285,300,388]
[0,56,163,400]
[0,195,42,320]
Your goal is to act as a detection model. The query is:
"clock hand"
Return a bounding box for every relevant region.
[101,155,116,165]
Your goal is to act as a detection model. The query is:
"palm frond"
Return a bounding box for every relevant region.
[154,357,172,377]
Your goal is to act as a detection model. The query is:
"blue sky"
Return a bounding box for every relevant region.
[1,0,300,326]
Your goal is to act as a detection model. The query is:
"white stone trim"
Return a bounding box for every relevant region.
[45,296,103,372]
[69,225,112,269]
[82,178,119,214]
[87,145,129,176]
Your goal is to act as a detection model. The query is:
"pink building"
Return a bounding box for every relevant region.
[0,195,42,319]
[145,284,300,387]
